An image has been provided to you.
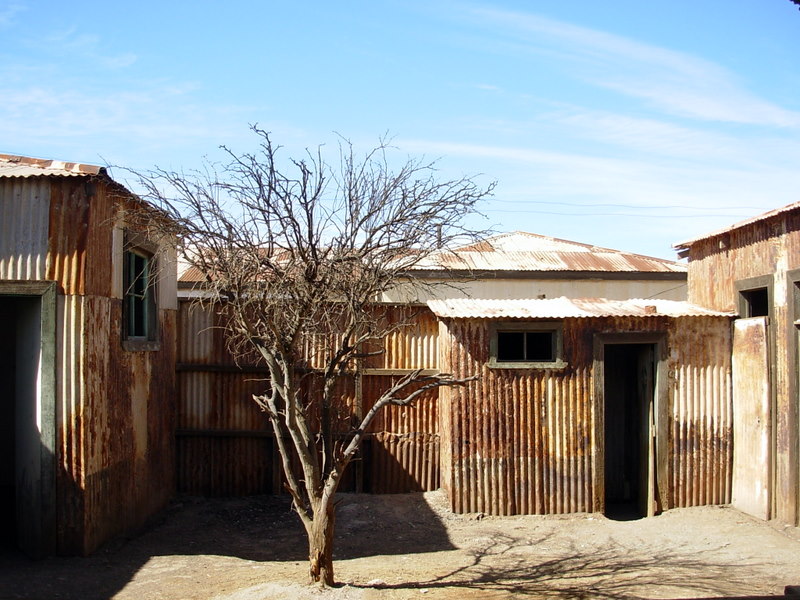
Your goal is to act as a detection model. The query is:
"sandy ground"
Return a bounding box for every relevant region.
[1,491,799,600]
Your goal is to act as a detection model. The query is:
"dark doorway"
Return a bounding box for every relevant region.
[604,343,656,520]
[0,297,19,548]
[0,289,56,556]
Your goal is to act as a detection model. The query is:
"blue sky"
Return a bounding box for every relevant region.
[2,1,799,259]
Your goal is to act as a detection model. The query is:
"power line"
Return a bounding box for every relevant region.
[482,200,765,211]
[482,208,755,218]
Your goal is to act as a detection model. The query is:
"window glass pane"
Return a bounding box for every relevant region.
[125,250,151,339]
[525,331,554,361]
[497,331,525,361]
[132,253,147,297]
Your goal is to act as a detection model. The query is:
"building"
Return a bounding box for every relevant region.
[0,154,177,555]
[176,231,735,519]
[675,202,800,527]
[431,296,733,517]
[382,230,688,302]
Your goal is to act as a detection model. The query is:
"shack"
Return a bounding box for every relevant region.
[675,202,800,527]
[0,154,177,555]
[176,231,733,520]
[430,297,733,518]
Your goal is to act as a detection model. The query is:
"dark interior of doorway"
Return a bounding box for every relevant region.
[604,343,655,521]
[0,297,19,548]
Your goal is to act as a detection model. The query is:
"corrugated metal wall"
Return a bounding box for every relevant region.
[685,211,800,525]
[177,301,733,514]
[176,300,442,495]
[439,317,593,515]
[669,316,732,508]
[0,178,51,280]
[2,176,176,554]
[80,296,176,553]
[438,315,732,516]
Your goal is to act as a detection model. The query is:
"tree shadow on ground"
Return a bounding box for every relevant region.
[357,531,777,600]
[0,494,791,600]
[0,492,454,599]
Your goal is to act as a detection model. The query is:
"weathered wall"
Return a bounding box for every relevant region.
[684,210,800,525]
[1,175,176,554]
[0,178,51,280]
[438,315,732,516]
[176,300,441,495]
[382,276,688,303]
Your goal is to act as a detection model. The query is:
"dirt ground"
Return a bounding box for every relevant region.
[1,491,799,600]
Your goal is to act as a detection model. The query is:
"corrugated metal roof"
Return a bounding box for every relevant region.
[179,265,205,283]
[417,231,685,273]
[0,153,105,178]
[427,297,733,319]
[673,201,800,249]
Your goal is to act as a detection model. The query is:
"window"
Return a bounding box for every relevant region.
[497,331,554,362]
[490,322,565,369]
[123,246,158,349]
[735,275,772,320]
[741,287,769,318]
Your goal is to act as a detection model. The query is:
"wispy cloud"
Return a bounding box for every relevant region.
[39,26,137,69]
[552,109,800,168]
[0,76,261,168]
[0,2,26,28]
[468,6,800,128]
[397,137,798,214]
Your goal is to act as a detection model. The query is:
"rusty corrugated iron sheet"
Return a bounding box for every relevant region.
[363,375,440,493]
[65,296,176,553]
[178,230,686,285]
[177,435,272,496]
[2,154,178,554]
[674,201,800,250]
[178,371,271,432]
[56,294,85,553]
[0,178,51,280]
[417,231,686,274]
[439,315,732,516]
[1,160,137,297]
[364,306,439,370]
[428,297,734,320]
[669,316,732,509]
[681,206,800,526]
[176,300,444,496]
[46,178,91,295]
[440,316,593,515]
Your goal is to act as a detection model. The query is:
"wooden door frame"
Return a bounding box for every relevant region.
[592,332,668,515]
[789,269,800,526]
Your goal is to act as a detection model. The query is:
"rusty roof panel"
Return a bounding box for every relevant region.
[418,231,685,273]
[674,201,800,249]
[427,297,734,319]
[0,154,105,178]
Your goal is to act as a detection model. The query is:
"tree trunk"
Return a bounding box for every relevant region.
[308,502,335,586]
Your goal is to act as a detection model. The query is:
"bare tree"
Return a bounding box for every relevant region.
[127,128,493,586]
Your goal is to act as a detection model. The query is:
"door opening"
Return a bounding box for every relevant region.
[0,286,56,557]
[0,297,19,548]
[604,343,656,520]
